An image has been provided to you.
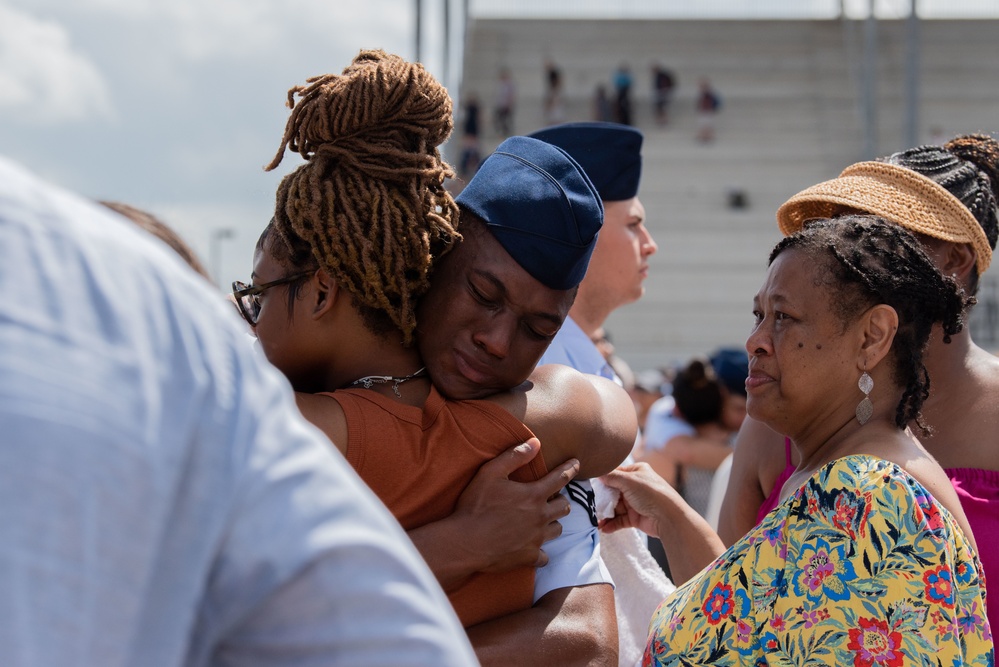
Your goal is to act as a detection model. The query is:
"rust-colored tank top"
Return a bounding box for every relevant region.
[323,385,547,627]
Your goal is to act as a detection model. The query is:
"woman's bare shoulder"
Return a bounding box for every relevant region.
[294,392,349,455]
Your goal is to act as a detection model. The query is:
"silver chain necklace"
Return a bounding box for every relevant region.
[346,367,427,398]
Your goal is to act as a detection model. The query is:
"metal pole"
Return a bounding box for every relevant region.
[210,228,234,288]
[415,0,422,63]
[862,0,878,159]
[444,0,451,87]
[903,0,920,148]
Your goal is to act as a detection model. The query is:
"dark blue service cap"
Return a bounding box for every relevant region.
[711,347,749,397]
[529,122,643,201]
[456,136,603,290]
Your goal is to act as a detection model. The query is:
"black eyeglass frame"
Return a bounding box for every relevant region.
[231,272,311,326]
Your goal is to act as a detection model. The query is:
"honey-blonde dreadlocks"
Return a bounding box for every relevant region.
[264,49,460,344]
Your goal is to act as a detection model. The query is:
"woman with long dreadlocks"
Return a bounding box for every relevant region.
[234,50,633,658]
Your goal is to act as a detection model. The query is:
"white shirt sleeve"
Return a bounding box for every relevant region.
[533,480,613,600]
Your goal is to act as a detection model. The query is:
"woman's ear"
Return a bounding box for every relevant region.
[940,242,977,288]
[311,269,339,318]
[859,304,898,370]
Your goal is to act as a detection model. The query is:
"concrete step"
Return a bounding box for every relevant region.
[459,16,999,369]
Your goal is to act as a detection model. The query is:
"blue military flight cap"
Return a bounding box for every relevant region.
[711,347,749,397]
[529,122,643,201]
[456,136,603,290]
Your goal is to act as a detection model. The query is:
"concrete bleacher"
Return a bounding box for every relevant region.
[454,17,999,371]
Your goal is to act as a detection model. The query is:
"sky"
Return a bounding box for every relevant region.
[3,0,996,287]
[0,0,434,287]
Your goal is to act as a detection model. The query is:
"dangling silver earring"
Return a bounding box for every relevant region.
[856,367,874,425]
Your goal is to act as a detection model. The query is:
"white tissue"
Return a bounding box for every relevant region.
[591,477,621,521]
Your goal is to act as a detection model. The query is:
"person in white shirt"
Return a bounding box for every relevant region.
[0,155,476,667]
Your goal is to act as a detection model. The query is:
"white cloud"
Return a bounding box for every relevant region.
[29,0,413,63]
[0,4,114,123]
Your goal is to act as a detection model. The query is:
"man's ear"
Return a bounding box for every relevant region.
[312,269,339,319]
[859,304,898,370]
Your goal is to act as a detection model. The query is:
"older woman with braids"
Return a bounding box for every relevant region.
[719,134,999,633]
[235,49,634,661]
[600,216,993,665]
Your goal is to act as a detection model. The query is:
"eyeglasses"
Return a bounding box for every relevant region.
[231,272,311,326]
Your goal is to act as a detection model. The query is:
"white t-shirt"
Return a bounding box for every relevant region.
[0,156,477,667]
[642,395,696,451]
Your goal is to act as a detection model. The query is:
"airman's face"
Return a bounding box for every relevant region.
[581,197,656,309]
[417,224,574,399]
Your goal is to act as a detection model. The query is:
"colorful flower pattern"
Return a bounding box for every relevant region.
[702,582,735,624]
[847,617,903,667]
[924,565,955,608]
[645,456,993,666]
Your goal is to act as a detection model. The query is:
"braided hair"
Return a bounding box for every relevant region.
[263,49,461,345]
[883,133,999,293]
[769,215,972,434]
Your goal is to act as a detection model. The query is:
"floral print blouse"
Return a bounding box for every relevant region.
[645,455,994,666]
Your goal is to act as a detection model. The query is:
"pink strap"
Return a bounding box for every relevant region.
[755,438,796,524]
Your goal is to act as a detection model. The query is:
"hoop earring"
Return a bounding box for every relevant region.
[856,368,874,425]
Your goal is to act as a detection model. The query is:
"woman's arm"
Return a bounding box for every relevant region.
[664,424,734,469]
[716,416,785,546]
[599,463,724,584]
